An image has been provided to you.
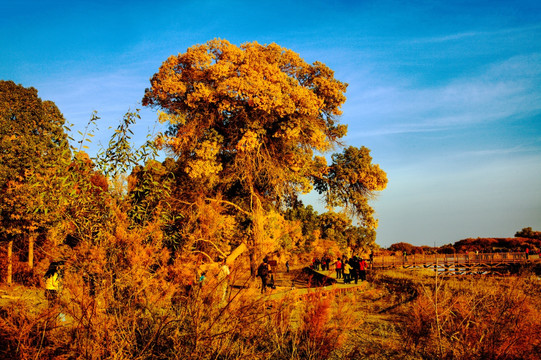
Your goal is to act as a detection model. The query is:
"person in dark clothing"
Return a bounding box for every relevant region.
[315,257,321,271]
[257,258,271,294]
[350,257,360,284]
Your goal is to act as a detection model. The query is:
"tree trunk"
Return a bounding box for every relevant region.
[7,240,13,285]
[249,247,257,278]
[28,233,35,270]
[226,242,247,265]
[249,194,266,277]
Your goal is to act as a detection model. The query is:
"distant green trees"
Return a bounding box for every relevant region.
[0,80,70,283]
[284,203,376,251]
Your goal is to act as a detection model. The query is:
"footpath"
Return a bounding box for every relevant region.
[261,267,369,301]
[0,267,370,309]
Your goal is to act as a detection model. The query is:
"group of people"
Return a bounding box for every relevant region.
[307,254,373,285]
[310,256,332,271]
[333,256,369,284]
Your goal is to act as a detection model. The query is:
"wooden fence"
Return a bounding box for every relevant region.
[371,252,539,275]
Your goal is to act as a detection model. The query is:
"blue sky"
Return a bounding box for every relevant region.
[2,0,540,247]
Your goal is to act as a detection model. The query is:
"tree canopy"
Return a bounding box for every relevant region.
[142,40,386,263]
[1,40,387,285]
[515,227,541,240]
[143,39,348,204]
[0,80,69,238]
[315,146,387,229]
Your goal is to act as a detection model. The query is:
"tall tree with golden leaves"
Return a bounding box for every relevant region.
[142,40,385,272]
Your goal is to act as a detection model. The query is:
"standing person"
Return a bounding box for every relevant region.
[334,258,342,279]
[359,258,368,281]
[218,259,231,304]
[350,257,360,285]
[285,260,290,273]
[44,262,62,307]
[198,271,207,286]
[257,258,271,294]
[369,251,374,269]
[343,260,352,284]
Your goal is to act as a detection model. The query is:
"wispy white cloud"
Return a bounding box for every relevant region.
[453,145,540,158]
[346,53,541,139]
[403,24,541,44]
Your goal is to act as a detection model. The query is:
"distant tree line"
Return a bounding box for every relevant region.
[387,227,541,255]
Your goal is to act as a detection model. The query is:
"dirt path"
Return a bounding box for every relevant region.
[0,284,48,311]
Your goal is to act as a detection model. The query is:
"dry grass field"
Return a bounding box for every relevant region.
[2,266,541,359]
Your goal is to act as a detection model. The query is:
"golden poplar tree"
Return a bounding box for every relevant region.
[143,39,385,270]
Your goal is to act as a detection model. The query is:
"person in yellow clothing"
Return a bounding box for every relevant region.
[44,262,62,306]
[343,261,352,284]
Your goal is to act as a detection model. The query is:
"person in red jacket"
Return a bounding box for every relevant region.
[359,258,368,282]
[334,258,342,279]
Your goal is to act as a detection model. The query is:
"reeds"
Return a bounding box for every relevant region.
[2,264,540,359]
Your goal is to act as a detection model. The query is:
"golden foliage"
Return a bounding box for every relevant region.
[185,138,223,184]
[143,39,348,203]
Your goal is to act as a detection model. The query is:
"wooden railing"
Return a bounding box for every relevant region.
[371,252,539,270]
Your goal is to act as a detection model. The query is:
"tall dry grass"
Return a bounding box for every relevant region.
[0,206,359,359]
[1,285,358,359]
[4,246,540,360]
[401,272,541,360]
